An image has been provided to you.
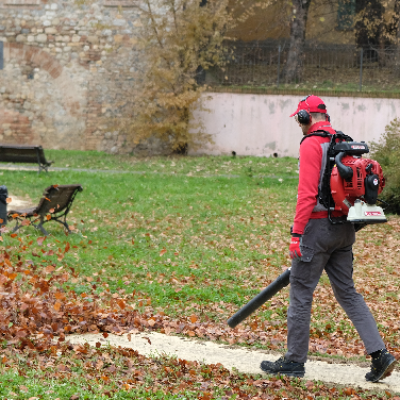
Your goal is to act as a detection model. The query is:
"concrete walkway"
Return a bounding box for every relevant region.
[69,332,400,394]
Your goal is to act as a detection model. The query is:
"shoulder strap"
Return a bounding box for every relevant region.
[315,130,352,210]
[300,130,331,145]
[300,130,354,146]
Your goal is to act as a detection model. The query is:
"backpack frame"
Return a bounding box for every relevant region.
[300,130,354,224]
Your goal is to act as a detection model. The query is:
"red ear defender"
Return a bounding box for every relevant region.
[297,109,312,124]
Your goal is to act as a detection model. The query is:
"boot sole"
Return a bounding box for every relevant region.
[380,359,397,380]
[279,371,305,378]
[367,358,398,383]
[260,368,305,378]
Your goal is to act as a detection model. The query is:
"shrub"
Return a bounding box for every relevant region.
[120,0,267,154]
[123,0,234,153]
[370,118,400,214]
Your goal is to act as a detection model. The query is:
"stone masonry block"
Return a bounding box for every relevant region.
[36,33,48,43]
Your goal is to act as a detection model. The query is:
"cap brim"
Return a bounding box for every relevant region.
[289,110,298,117]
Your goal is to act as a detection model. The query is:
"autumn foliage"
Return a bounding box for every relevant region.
[0,233,397,398]
[116,0,231,153]
[2,154,400,397]
[126,0,270,153]
[371,118,400,213]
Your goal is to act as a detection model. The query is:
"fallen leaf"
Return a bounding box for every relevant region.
[190,315,198,323]
[143,336,151,345]
[45,265,55,274]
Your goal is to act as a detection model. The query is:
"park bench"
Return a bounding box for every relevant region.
[7,184,83,235]
[0,145,53,173]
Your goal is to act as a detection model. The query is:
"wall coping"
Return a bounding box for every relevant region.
[208,86,400,100]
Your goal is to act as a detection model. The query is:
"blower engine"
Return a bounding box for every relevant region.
[330,141,387,224]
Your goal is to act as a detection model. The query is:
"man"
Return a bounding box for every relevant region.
[260,95,397,382]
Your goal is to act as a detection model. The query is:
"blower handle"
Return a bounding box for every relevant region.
[335,152,353,181]
[227,268,291,328]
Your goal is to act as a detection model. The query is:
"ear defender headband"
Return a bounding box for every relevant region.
[296,95,312,125]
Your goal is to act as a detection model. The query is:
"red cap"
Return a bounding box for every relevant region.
[290,95,327,117]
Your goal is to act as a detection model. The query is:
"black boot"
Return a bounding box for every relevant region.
[366,349,397,382]
[260,356,305,378]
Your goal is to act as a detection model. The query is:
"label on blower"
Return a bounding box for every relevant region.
[364,211,382,216]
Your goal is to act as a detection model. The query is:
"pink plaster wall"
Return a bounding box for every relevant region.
[192,93,400,158]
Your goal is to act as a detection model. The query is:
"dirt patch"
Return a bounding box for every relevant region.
[7,194,31,209]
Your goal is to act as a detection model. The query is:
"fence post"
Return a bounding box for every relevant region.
[277,45,281,88]
[359,48,363,91]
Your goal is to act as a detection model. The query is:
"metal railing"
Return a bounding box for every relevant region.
[206,42,400,91]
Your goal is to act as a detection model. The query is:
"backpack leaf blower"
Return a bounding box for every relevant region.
[227,138,387,328]
[330,141,386,224]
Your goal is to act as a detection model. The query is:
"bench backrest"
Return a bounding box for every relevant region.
[0,145,50,165]
[35,184,83,216]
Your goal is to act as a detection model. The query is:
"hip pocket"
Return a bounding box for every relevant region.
[300,245,315,263]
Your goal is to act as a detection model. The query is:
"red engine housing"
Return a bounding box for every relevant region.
[330,156,385,214]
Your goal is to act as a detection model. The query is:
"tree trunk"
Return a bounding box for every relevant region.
[283,0,311,83]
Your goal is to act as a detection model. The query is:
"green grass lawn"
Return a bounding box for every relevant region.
[5,155,297,315]
[0,151,398,399]
[42,150,299,178]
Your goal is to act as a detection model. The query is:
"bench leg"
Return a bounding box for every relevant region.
[11,220,21,233]
[32,217,50,236]
[7,217,26,234]
[35,217,71,235]
[38,164,49,174]
[35,222,50,236]
[52,217,71,232]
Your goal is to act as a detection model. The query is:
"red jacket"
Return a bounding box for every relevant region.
[292,121,344,235]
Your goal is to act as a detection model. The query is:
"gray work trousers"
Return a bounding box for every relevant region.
[285,218,385,363]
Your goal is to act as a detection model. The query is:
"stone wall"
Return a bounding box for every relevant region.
[0,0,141,152]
